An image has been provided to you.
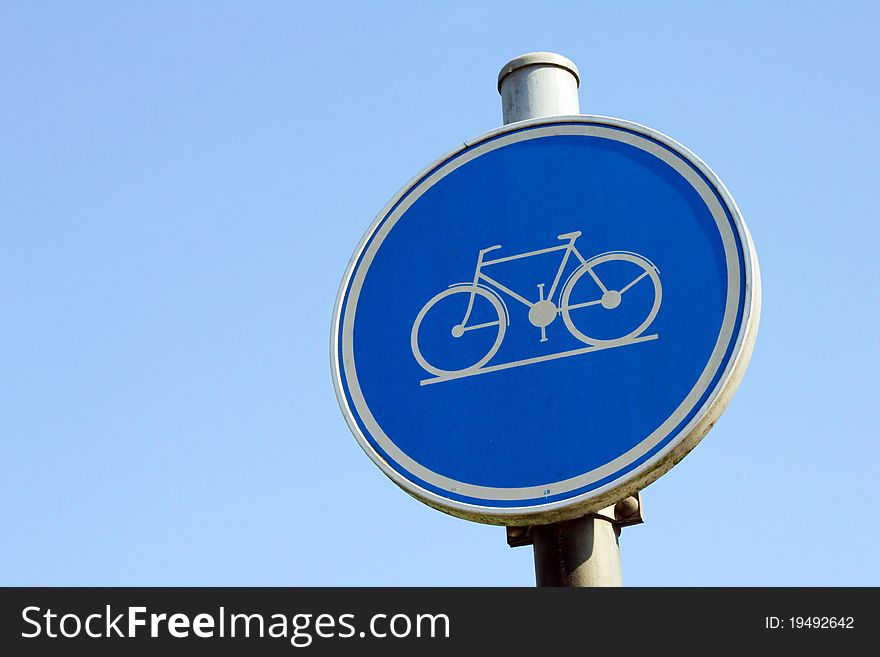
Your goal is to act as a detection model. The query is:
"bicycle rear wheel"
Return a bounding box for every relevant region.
[561,253,662,346]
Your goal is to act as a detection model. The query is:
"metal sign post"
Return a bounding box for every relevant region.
[498,54,624,586]
[332,52,760,587]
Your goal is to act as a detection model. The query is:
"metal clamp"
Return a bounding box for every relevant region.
[506,492,644,548]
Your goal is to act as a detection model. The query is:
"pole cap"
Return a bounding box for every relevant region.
[497,52,580,93]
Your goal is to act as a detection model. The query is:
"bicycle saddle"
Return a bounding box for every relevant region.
[557,231,582,240]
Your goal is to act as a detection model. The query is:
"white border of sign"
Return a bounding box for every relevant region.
[331,115,761,526]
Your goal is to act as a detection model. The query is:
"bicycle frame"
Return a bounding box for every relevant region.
[458,233,609,332]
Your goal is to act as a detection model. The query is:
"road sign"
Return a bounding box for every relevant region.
[332,115,760,524]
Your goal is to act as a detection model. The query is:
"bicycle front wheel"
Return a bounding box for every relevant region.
[411,286,506,377]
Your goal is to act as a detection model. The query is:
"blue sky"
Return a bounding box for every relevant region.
[2,1,877,585]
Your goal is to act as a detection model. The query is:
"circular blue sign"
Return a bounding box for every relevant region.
[332,116,760,524]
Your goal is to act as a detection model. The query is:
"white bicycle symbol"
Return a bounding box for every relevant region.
[411,230,662,380]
